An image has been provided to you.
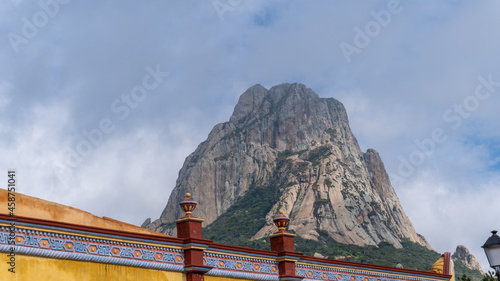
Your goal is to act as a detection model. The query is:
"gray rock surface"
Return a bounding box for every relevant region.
[453,245,484,274]
[143,83,431,249]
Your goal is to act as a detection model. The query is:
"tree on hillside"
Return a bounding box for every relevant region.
[481,271,496,281]
[457,274,472,281]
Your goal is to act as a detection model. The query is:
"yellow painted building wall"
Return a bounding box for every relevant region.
[1,254,186,281]
[205,276,253,281]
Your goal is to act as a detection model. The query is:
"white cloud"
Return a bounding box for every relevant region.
[0,81,12,109]
[399,172,500,271]
[2,1,500,273]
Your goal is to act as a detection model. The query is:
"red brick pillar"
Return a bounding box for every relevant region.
[269,211,303,281]
[176,193,212,281]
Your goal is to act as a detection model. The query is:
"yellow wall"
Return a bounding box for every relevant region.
[1,254,186,281]
[205,276,253,281]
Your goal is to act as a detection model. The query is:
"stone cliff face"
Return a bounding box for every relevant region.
[143,83,431,249]
[453,245,484,274]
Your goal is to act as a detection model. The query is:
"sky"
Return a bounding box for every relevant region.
[2,0,500,272]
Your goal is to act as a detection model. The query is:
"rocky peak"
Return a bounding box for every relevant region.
[143,83,431,250]
[230,83,321,125]
[453,245,484,274]
[229,84,268,124]
[364,149,394,200]
[228,83,355,155]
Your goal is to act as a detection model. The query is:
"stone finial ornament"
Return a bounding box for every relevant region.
[179,193,198,218]
[273,210,290,232]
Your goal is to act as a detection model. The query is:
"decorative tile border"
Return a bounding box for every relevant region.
[0,220,450,281]
[0,225,185,272]
[204,251,279,281]
[296,263,445,281]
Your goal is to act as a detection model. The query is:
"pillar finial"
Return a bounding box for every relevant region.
[179,193,198,219]
[273,210,290,233]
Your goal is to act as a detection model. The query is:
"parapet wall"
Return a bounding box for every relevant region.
[0,192,453,281]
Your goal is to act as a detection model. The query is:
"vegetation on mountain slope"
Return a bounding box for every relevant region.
[203,183,483,278]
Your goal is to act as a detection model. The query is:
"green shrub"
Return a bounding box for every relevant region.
[308,146,331,165]
[324,178,333,187]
